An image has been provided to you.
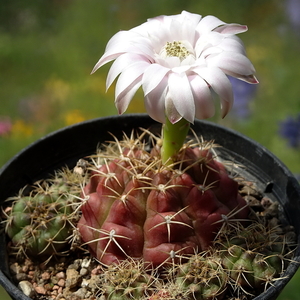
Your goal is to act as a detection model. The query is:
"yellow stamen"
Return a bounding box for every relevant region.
[164,41,189,60]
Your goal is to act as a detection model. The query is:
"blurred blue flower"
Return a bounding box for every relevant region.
[228,76,257,119]
[279,113,300,148]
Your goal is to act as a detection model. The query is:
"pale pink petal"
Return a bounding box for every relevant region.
[169,16,198,43]
[169,19,183,40]
[115,76,143,114]
[193,67,233,118]
[167,72,195,123]
[206,52,256,77]
[91,31,136,73]
[197,45,222,60]
[189,75,215,119]
[180,11,202,26]
[92,52,122,74]
[142,64,170,96]
[165,93,182,124]
[107,53,150,90]
[114,61,149,113]
[196,15,225,35]
[238,74,259,84]
[196,32,245,55]
[194,32,224,58]
[218,36,246,55]
[162,56,182,69]
[214,24,248,35]
[92,32,153,74]
[144,76,168,123]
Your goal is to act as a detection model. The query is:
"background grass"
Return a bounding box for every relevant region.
[0,0,300,299]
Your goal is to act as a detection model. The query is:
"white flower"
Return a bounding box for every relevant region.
[92,11,258,124]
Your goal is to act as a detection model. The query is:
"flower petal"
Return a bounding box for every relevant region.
[115,61,148,113]
[218,36,246,55]
[237,74,259,84]
[196,15,225,35]
[115,76,143,114]
[165,93,182,124]
[189,74,215,119]
[92,31,153,74]
[144,76,168,123]
[142,64,170,96]
[206,52,256,77]
[167,72,195,123]
[107,53,150,90]
[214,24,248,35]
[193,66,233,118]
[180,10,202,26]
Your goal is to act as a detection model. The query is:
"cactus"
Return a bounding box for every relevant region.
[215,221,291,297]
[78,132,249,267]
[172,252,228,300]
[4,168,84,259]
[99,258,156,299]
[3,132,295,299]
[76,132,295,299]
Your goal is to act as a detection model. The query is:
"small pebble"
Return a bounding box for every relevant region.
[58,278,66,287]
[18,280,35,298]
[81,278,89,288]
[35,285,46,295]
[28,270,35,278]
[10,263,21,275]
[56,271,66,279]
[81,258,91,269]
[41,271,51,280]
[66,268,80,289]
[80,267,88,276]
[73,287,87,299]
[15,272,28,281]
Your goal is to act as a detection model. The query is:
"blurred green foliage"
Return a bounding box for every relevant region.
[0,1,300,299]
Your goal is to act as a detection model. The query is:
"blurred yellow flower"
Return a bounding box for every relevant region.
[64,110,85,126]
[11,120,34,137]
[44,78,71,103]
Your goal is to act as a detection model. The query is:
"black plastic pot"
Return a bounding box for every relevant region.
[0,114,299,300]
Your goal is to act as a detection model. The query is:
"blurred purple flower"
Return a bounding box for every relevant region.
[286,0,300,35]
[279,113,300,148]
[0,117,12,136]
[228,76,257,119]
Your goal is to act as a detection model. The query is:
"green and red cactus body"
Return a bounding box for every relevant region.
[78,139,249,267]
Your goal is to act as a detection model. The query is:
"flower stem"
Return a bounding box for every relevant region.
[161,118,190,165]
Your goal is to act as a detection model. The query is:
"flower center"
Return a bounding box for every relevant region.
[164,41,190,61]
